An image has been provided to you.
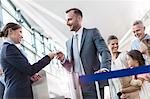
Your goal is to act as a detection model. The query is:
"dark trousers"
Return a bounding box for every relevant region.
[81,81,108,99]
[99,87,104,99]
[81,82,98,99]
[99,80,109,99]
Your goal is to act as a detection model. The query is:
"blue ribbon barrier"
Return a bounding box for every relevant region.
[80,65,150,84]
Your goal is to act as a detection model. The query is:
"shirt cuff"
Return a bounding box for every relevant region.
[100,68,109,72]
[60,58,66,64]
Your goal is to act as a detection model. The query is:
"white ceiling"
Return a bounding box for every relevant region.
[11,0,150,49]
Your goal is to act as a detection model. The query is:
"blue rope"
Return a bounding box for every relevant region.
[80,65,150,84]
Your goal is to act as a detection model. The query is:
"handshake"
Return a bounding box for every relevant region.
[48,51,65,62]
[31,51,65,82]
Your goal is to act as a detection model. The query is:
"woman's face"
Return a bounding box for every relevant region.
[108,39,119,53]
[10,28,23,44]
[127,55,138,68]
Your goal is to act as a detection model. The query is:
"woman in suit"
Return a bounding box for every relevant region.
[0,22,55,99]
[0,32,5,99]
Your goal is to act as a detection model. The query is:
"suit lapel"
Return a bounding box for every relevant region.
[3,42,28,60]
[80,28,87,53]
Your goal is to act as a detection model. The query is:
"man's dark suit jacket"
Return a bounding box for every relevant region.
[63,28,111,99]
[1,42,51,99]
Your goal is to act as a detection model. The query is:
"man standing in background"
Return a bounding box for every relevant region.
[131,20,150,50]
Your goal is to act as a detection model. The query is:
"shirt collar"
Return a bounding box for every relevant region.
[4,38,20,48]
[73,27,83,36]
[4,38,15,45]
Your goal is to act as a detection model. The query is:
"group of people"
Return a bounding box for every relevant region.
[0,8,149,99]
[108,20,150,99]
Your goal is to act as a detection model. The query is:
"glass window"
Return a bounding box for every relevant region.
[44,37,52,52]
[47,39,52,51]
[23,41,35,53]
[35,55,41,61]
[44,37,48,46]
[44,37,48,42]
[2,9,16,25]
[22,22,31,32]
[35,38,44,55]
[2,0,16,17]
[24,48,36,64]
[35,32,42,41]
[22,27,33,45]
[45,47,50,55]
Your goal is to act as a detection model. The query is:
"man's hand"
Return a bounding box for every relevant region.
[94,69,108,74]
[30,73,42,82]
[120,93,127,99]
[56,51,65,62]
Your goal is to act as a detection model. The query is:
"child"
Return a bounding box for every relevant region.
[121,50,150,99]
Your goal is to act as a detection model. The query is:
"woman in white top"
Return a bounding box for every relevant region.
[107,35,130,99]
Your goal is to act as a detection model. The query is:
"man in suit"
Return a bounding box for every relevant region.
[57,8,111,99]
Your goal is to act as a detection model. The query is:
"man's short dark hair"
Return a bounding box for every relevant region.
[66,8,83,17]
[107,35,118,44]
[133,20,143,26]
